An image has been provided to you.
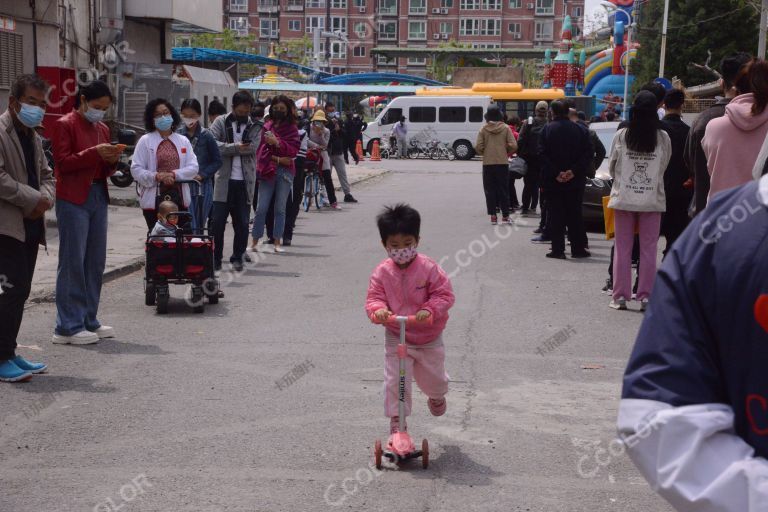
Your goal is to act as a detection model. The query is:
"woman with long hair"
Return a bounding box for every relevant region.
[250,95,301,253]
[607,91,672,311]
[131,98,199,230]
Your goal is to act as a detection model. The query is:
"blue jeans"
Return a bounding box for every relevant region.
[55,185,108,336]
[189,179,213,233]
[252,167,294,241]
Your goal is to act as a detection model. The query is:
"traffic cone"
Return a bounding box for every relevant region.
[370,139,381,162]
[355,139,365,161]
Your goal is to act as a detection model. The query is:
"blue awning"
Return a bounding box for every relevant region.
[237,82,430,94]
[171,47,333,80]
[317,73,446,86]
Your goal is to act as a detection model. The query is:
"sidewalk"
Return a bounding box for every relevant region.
[30,162,390,301]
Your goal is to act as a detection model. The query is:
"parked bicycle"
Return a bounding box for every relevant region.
[302,149,323,212]
[428,140,456,161]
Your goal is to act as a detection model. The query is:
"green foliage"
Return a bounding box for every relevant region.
[426,40,471,83]
[276,36,312,66]
[634,0,759,87]
[190,29,256,53]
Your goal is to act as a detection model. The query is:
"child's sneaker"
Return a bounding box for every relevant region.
[428,398,447,416]
[490,215,498,225]
[390,416,407,434]
[501,216,512,225]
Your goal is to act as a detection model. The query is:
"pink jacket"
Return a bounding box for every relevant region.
[365,254,455,345]
[702,93,768,199]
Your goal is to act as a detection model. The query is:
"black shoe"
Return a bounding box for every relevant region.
[243,253,252,263]
[231,260,244,272]
[344,194,358,203]
[571,250,591,259]
[214,261,222,271]
[531,235,551,244]
[266,239,275,245]
[283,239,292,247]
[546,251,566,260]
[533,227,543,234]
[602,278,613,293]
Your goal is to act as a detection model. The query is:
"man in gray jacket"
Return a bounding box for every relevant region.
[0,74,55,382]
[209,91,260,271]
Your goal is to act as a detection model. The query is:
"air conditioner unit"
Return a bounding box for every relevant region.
[526,2,534,8]
[432,8,440,13]
[442,33,449,39]
[433,33,440,39]
[359,6,366,12]
[514,33,522,39]
[441,8,449,14]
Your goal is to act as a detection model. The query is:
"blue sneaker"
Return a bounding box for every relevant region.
[0,360,33,382]
[12,356,47,374]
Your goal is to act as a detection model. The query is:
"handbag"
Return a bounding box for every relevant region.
[155,182,184,212]
[508,156,528,179]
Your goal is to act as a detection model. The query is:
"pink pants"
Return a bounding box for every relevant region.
[613,210,661,302]
[384,332,449,418]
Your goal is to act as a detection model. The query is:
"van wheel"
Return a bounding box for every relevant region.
[453,140,474,160]
[366,139,380,156]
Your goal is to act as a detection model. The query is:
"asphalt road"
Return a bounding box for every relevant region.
[0,159,672,512]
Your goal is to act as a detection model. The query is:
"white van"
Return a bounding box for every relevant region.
[363,95,494,160]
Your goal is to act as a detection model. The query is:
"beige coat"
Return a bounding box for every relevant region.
[475,122,517,166]
[0,110,55,243]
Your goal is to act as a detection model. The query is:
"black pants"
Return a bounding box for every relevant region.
[538,189,549,234]
[0,229,40,361]
[662,197,691,255]
[522,166,540,211]
[547,186,587,255]
[284,157,306,241]
[211,180,250,265]
[321,168,338,205]
[343,138,359,164]
[482,164,510,217]
[509,175,520,209]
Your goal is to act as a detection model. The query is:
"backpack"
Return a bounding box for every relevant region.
[518,117,545,164]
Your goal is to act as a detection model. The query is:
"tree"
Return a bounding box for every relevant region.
[190,29,256,53]
[634,0,759,88]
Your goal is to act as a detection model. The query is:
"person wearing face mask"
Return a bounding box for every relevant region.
[131,98,199,231]
[308,110,342,210]
[209,91,259,271]
[365,204,455,438]
[51,80,123,345]
[178,98,222,232]
[0,74,55,381]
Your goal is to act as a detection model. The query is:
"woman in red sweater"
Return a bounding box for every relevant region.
[51,80,122,345]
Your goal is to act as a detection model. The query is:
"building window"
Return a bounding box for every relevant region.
[354,22,369,37]
[354,0,366,6]
[306,16,325,33]
[229,16,249,36]
[174,35,192,47]
[508,22,520,35]
[330,41,347,58]
[439,22,453,34]
[408,21,426,40]
[307,0,326,7]
[331,17,347,33]
[460,18,501,36]
[331,0,347,8]
[229,0,248,13]
[439,106,466,123]
[409,0,427,14]
[508,0,520,7]
[441,0,453,6]
[459,0,501,10]
[409,106,436,123]
[573,6,582,17]
[472,42,501,48]
[408,57,427,66]
[535,19,553,40]
[331,67,346,74]
[378,0,397,15]
[378,21,397,39]
[353,46,366,57]
[287,0,304,9]
[377,54,394,66]
[289,20,302,31]
[260,18,278,38]
[535,0,554,15]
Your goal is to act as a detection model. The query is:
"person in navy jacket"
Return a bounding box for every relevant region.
[619,173,768,511]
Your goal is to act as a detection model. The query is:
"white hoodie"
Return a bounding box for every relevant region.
[607,128,671,212]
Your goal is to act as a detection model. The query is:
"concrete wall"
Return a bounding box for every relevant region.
[452,66,524,88]
[123,19,163,65]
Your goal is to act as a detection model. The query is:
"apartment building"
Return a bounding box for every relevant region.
[221,0,584,75]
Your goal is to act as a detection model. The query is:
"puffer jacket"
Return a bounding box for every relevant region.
[475,121,517,166]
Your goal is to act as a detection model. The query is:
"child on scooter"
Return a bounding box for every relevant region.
[365,204,455,434]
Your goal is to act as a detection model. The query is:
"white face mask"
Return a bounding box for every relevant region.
[181,116,198,128]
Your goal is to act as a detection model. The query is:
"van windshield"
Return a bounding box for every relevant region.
[379,108,403,125]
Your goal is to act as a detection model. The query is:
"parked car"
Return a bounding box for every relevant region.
[362,95,494,160]
[582,121,620,227]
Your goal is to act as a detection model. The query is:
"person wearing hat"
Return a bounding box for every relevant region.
[475,106,517,225]
[308,110,341,209]
[606,90,671,311]
[517,101,549,231]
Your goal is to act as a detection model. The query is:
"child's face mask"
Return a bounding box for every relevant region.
[385,235,418,265]
[162,213,179,226]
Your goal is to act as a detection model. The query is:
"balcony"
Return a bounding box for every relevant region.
[228,0,248,13]
[534,0,554,16]
[258,0,280,13]
[125,0,222,33]
[286,0,305,11]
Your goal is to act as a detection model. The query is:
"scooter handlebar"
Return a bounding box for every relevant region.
[369,314,433,326]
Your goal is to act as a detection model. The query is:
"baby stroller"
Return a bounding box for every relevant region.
[144,180,220,314]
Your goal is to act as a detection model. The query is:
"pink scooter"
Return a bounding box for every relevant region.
[370,314,430,470]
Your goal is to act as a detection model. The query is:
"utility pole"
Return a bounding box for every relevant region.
[658,0,670,78]
[325,0,331,71]
[759,0,768,59]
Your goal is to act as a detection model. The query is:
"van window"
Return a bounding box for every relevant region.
[409,106,436,123]
[380,107,403,125]
[469,106,484,123]
[439,106,466,123]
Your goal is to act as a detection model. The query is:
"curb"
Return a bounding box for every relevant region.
[335,168,390,192]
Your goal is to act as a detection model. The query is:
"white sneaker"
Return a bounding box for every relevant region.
[608,298,627,310]
[640,299,649,312]
[52,330,99,345]
[274,245,286,254]
[94,325,115,339]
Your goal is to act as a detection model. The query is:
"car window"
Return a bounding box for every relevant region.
[469,106,484,123]
[380,107,402,125]
[439,106,466,123]
[410,106,436,123]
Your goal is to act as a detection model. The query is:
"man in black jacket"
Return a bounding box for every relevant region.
[343,112,367,164]
[684,52,752,215]
[538,100,593,259]
[660,88,691,254]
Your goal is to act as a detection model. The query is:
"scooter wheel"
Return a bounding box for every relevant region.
[421,439,429,469]
[374,439,383,470]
